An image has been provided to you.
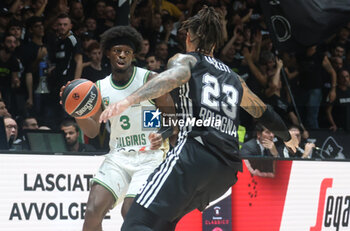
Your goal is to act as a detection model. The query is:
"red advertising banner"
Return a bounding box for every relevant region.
[231,160,350,231]
[232,160,292,231]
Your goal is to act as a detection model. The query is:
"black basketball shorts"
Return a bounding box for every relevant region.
[134,137,240,222]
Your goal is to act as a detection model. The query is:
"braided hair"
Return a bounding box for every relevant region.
[180,5,223,54]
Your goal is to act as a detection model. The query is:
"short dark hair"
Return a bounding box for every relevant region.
[22,116,38,127]
[100,26,143,54]
[146,52,161,61]
[26,16,44,30]
[255,123,267,134]
[333,43,345,50]
[1,33,16,43]
[57,13,70,20]
[7,19,23,29]
[288,124,301,132]
[60,119,79,132]
[337,67,350,78]
[87,41,101,53]
[180,5,223,54]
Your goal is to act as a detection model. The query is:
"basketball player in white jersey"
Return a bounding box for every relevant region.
[61,26,177,231]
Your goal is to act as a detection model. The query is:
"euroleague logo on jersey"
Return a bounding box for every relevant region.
[310,178,350,231]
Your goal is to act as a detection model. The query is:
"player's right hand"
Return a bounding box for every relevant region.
[149,132,163,150]
[59,81,71,105]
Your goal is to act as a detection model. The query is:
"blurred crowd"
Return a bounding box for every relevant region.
[1,0,350,154]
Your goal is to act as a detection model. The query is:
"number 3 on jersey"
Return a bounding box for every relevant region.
[120,115,130,130]
[201,73,238,119]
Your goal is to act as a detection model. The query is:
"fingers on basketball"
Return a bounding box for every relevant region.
[61,79,101,119]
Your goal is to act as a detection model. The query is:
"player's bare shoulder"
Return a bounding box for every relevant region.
[167,53,198,69]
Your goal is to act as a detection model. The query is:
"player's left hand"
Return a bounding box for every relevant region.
[284,132,299,153]
[99,99,130,123]
[149,132,163,150]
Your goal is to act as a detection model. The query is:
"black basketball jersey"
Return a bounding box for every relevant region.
[171,52,243,168]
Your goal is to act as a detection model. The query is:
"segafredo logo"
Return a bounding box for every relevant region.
[75,91,97,116]
[310,178,350,231]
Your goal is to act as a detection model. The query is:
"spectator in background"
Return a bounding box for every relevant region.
[7,0,24,21]
[240,123,279,157]
[72,21,88,39]
[167,26,186,57]
[22,115,39,130]
[154,41,169,69]
[19,114,39,150]
[48,13,83,129]
[296,45,337,129]
[220,26,240,68]
[49,13,82,88]
[84,17,98,40]
[4,115,22,150]
[23,16,52,128]
[263,57,309,138]
[29,0,48,17]
[331,44,346,60]
[96,4,116,35]
[326,68,350,132]
[0,34,20,116]
[69,0,85,25]
[60,119,96,152]
[134,37,150,68]
[6,19,23,48]
[92,0,107,26]
[7,19,27,117]
[0,9,12,41]
[331,56,344,72]
[81,31,97,65]
[330,26,350,51]
[281,125,315,159]
[242,48,274,98]
[159,13,177,46]
[145,53,163,73]
[142,11,163,50]
[82,41,109,82]
[0,99,10,117]
[21,8,35,24]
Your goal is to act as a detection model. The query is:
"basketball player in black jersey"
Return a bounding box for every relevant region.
[100,6,299,231]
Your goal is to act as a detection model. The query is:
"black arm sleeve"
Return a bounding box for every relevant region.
[257,105,291,142]
[157,126,174,140]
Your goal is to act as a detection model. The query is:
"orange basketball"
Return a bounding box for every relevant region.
[61,79,101,119]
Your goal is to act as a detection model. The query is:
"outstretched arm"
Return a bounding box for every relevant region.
[99,54,197,122]
[239,77,298,151]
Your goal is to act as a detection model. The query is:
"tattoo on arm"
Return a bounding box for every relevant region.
[239,77,267,118]
[127,54,197,105]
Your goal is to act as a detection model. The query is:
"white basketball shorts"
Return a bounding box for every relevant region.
[91,149,164,207]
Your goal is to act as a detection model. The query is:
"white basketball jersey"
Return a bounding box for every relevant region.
[96,67,159,152]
